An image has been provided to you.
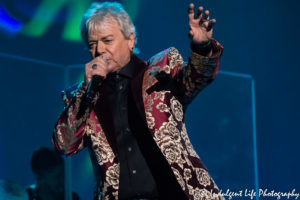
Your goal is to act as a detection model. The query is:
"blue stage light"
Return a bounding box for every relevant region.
[0,6,23,35]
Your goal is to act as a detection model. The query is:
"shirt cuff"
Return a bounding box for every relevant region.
[190,40,213,56]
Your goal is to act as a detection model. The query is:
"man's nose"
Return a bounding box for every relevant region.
[96,41,105,55]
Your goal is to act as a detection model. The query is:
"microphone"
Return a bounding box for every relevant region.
[77,75,104,119]
[86,75,104,106]
[86,56,108,106]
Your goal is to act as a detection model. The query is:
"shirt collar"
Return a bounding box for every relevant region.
[117,55,135,78]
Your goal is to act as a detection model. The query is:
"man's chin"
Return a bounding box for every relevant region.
[109,65,123,73]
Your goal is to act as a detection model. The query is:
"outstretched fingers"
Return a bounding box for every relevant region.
[196,6,203,19]
[188,3,195,21]
[187,3,216,42]
[202,10,209,21]
[207,19,216,31]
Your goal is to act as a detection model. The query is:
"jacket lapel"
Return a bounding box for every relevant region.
[93,55,148,156]
[130,55,148,123]
[93,84,119,157]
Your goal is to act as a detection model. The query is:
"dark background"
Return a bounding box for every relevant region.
[0,0,299,199]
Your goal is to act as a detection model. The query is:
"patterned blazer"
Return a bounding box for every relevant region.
[53,39,224,200]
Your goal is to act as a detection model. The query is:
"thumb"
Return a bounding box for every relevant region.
[188,30,194,39]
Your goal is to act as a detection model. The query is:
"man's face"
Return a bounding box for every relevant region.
[87,18,135,72]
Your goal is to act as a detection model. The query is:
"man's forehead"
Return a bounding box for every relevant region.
[88,18,121,40]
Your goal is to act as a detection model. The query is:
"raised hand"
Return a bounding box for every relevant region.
[188,3,216,43]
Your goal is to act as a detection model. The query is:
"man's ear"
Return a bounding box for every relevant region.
[128,33,135,51]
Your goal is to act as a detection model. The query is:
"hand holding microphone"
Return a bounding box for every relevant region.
[85,55,109,105]
[85,55,109,85]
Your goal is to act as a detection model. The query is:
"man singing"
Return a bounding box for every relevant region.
[53,2,224,200]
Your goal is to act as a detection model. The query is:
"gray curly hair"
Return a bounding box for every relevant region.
[80,2,139,54]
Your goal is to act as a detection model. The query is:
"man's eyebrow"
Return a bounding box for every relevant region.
[88,39,97,43]
[88,35,114,43]
[101,35,114,39]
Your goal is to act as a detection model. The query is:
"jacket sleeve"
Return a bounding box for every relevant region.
[171,39,224,105]
[52,82,90,156]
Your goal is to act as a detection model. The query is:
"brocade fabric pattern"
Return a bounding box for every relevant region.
[53,39,224,200]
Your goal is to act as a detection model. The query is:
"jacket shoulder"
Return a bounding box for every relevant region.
[146,47,184,75]
[147,47,183,66]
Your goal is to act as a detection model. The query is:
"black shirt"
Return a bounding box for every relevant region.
[105,56,159,200]
[96,41,211,199]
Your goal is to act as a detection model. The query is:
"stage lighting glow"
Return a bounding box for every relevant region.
[123,0,139,23]
[76,72,84,84]
[3,0,139,41]
[62,1,90,41]
[77,153,93,180]
[21,0,139,42]
[0,6,22,35]
[21,0,69,37]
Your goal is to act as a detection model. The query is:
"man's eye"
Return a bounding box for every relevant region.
[104,40,112,43]
[88,44,95,49]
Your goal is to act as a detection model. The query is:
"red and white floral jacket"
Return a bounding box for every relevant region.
[53,39,224,200]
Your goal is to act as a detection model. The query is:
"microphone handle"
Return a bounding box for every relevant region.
[86,75,104,106]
